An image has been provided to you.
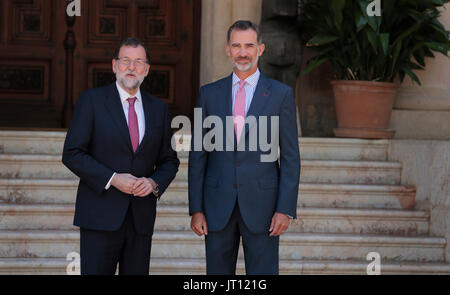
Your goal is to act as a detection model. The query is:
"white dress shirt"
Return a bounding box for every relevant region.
[231,68,260,115]
[105,82,146,189]
[116,81,146,143]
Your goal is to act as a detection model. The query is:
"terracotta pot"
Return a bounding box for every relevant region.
[331,80,398,139]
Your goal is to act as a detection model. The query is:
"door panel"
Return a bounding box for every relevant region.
[0,0,200,128]
[74,0,198,120]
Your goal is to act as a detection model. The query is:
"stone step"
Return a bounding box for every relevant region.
[0,131,66,155]
[0,204,77,230]
[177,158,402,184]
[0,154,74,179]
[0,131,389,161]
[159,182,415,209]
[0,179,78,204]
[155,206,430,236]
[0,154,402,185]
[298,137,389,161]
[0,230,444,262]
[291,208,430,236]
[1,257,450,275]
[128,135,390,161]
[0,204,429,236]
[151,257,450,275]
[151,232,445,262]
[0,179,416,210]
[298,183,415,210]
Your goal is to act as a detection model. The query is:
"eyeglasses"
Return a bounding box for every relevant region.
[116,57,148,68]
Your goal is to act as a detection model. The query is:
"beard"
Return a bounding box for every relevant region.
[231,49,260,72]
[115,66,145,91]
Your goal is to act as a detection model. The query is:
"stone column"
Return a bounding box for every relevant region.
[200,0,304,134]
[200,0,262,86]
[390,4,450,139]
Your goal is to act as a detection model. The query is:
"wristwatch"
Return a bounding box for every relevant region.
[153,183,160,197]
[148,178,159,197]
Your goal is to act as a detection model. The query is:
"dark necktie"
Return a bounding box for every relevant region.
[127,97,139,153]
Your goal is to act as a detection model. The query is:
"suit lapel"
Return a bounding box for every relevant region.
[135,93,153,154]
[104,83,133,153]
[221,74,233,117]
[218,74,234,146]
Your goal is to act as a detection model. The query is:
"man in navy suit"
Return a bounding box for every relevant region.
[189,21,301,275]
[62,38,179,275]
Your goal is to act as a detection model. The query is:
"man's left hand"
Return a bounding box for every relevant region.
[269,212,290,237]
[132,177,154,197]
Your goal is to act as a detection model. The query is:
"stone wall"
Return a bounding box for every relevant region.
[389,4,450,140]
[200,0,262,86]
[389,140,450,262]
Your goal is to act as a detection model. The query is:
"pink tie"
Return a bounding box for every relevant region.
[233,80,246,144]
[127,97,139,153]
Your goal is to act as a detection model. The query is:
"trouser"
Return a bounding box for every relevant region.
[79,205,152,275]
[205,202,279,275]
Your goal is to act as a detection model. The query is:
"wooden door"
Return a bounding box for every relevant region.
[0,0,200,128]
[0,0,66,128]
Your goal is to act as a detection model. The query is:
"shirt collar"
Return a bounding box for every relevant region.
[232,68,260,88]
[116,81,142,104]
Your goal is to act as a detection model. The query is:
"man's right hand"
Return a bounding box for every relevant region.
[111,173,138,194]
[191,212,208,236]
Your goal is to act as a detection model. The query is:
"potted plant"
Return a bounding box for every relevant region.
[300,0,450,138]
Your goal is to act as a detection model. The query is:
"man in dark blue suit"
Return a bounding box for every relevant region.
[62,38,179,275]
[189,21,301,275]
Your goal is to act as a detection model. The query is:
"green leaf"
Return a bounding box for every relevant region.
[425,42,450,55]
[425,0,445,5]
[355,11,367,32]
[431,18,447,34]
[413,49,426,67]
[380,33,390,56]
[391,40,403,75]
[299,0,450,82]
[401,66,422,86]
[431,24,449,38]
[409,61,425,70]
[423,47,436,58]
[359,0,378,31]
[306,35,339,47]
[366,28,378,54]
[332,0,346,32]
[302,57,329,75]
[392,20,424,47]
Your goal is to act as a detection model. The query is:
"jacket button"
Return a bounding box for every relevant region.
[233,184,237,188]
[236,162,241,166]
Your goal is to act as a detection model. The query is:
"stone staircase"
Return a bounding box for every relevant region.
[0,130,449,274]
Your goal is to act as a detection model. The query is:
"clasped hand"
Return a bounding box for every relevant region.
[111,173,154,197]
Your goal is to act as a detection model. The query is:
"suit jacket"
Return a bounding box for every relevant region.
[62,83,179,235]
[188,73,301,234]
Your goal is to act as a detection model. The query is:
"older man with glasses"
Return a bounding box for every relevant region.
[62,37,179,275]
